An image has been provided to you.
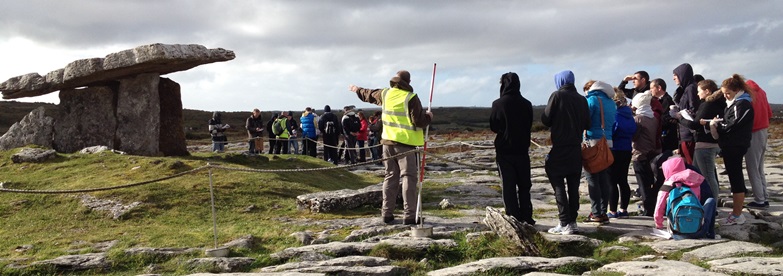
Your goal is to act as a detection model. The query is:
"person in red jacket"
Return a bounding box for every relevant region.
[744,79,773,209]
[356,111,370,162]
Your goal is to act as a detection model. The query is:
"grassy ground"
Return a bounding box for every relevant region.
[0,149,381,275]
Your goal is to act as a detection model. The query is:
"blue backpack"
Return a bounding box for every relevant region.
[663,182,704,234]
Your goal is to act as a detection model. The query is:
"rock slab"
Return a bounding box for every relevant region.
[483,206,540,256]
[11,148,57,163]
[296,183,383,213]
[30,253,110,271]
[1,43,235,99]
[681,241,773,262]
[426,256,597,276]
[54,85,117,153]
[708,257,783,276]
[596,259,728,276]
[0,106,54,150]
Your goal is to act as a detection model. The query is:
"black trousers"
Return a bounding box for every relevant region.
[267,138,277,154]
[633,159,657,216]
[323,135,339,165]
[609,150,632,212]
[302,138,317,157]
[722,146,748,193]
[274,139,289,154]
[496,153,534,225]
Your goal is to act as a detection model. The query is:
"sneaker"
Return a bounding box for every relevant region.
[616,210,630,219]
[607,212,618,219]
[584,213,608,224]
[722,214,746,225]
[746,201,770,209]
[383,216,394,224]
[548,223,574,235]
[568,222,579,233]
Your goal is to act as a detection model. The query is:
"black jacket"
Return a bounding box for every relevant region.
[541,84,591,147]
[673,63,700,141]
[318,111,341,139]
[717,97,754,149]
[490,72,532,155]
[266,115,278,138]
[679,93,726,144]
[246,115,264,138]
[658,93,679,151]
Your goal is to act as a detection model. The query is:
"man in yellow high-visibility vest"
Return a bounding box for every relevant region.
[349,70,433,225]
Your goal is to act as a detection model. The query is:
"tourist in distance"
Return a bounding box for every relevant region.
[300,107,319,157]
[266,113,279,154]
[208,111,229,153]
[349,70,433,225]
[368,110,383,164]
[245,108,265,155]
[318,105,342,165]
[489,72,535,225]
[356,111,369,163]
[287,111,300,155]
[273,111,291,154]
[542,70,590,235]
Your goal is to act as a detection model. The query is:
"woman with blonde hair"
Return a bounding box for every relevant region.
[710,74,755,225]
[607,88,636,218]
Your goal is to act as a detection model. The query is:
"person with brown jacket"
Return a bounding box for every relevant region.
[349,70,433,225]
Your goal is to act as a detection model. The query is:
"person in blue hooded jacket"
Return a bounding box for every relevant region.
[582,80,617,224]
[300,107,318,157]
[542,70,590,235]
[608,89,636,219]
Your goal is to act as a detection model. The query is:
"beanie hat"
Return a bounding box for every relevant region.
[324,105,331,112]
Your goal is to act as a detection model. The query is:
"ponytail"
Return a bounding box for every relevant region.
[721,74,754,101]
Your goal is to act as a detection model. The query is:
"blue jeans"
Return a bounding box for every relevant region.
[692,147,720,199]
[584,168,611,216]
[289,137,300,154]
[675,197,716,239]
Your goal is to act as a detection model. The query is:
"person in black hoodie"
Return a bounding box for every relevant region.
[710,74,755,226]
[266,113,279,154]
[490,72,535,225]
[318,105,341,165]
[673,63,700,164]
[541,70,591,235]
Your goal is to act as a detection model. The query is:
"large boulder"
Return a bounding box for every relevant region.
[1,44,235,99]
[158,78,188,156]
[0,106,54,150]
[11,148,57,163]
[483,207,540,256]
[54,86,117,153]
[116,73,160,156]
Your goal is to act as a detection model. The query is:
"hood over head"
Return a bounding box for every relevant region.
[673,63,695,88]
[212,112,221,120]
[324,105,331,113]
[746,79,765,96]
[588,80,615,99]
[390,70,414,92]
[666,168,706,188]
[554,70,575,90]
[500,72,521,97]
[632,91,655,118]
[662,157,686,180]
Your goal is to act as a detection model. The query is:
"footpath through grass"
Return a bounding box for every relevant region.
[0,149,380,274]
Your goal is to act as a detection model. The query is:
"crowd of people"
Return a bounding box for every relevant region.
[497,64,771,238]
[207,65,772,236]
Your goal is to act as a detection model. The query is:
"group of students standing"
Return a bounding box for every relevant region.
[492,63,772,237]
[207,107,385,164]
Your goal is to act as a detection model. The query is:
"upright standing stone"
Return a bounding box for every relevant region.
[116,73,160,156]
[0,106,54,150]
[158,78,188,156]
[54,86,117,153]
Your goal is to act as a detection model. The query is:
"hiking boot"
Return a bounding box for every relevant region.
[547,223,573,235]
[746,201,770,209]
[403,217,421,225]
[383,216,394,224]
[721,214,746,225]
[584,213,609,224]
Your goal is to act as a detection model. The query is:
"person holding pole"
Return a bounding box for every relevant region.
[349,70,433,225]
[489,72,536,226]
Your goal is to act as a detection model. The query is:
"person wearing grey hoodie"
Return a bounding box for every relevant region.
[673,63,700,163]
[582,80,617,224]
[542,70,590,235]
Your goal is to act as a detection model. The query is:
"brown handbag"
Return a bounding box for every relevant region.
[581,99,614,174]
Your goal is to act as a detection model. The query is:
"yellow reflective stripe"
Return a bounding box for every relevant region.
[382,120,416,130]
[383,110,407,116]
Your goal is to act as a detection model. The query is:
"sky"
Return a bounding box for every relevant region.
[1,1,782,113]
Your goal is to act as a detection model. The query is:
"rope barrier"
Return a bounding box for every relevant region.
[0,165,210,194]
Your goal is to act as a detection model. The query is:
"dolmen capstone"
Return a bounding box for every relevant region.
[0,43,234,156]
